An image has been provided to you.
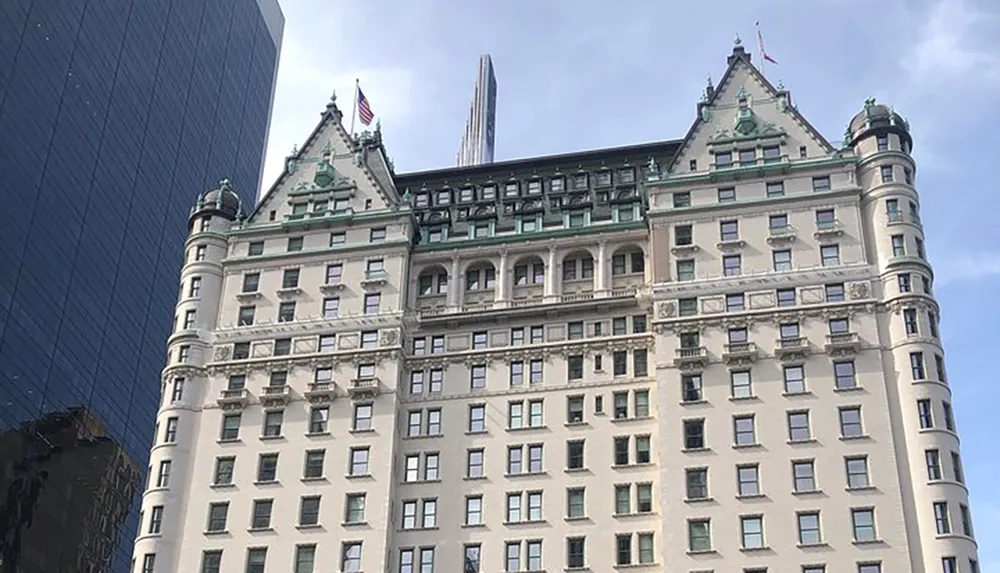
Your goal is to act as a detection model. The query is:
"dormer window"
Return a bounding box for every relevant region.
[521,217,539,233]
[436,190,451,205]
[415,194,429,207]
[312,200,328,212]
[460,188,474,202]
[333,198,350,213]
[615,204,636,222]
[526,180,542,195]
[596,171,612,186]
[427,228,444,243]
[482,185,497,200]
[567,212,588,229]
[504,182,519,197]
[738,149,756,165]
[572,174,588,189]
[550,178,564,192]
[715,151,733,169]
[762,146,781,163]
[291,203,308,216]
[689,159,697,171]
[471,221,491,238]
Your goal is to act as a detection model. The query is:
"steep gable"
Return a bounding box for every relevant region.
[247,94,401,226]
[666,41,836,175]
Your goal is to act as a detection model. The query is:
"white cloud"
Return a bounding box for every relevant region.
[933,251,1000,286]
[904,0,999,83]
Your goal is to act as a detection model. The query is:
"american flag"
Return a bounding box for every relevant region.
[357,86,374,126]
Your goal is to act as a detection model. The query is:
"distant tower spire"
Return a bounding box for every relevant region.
[457,55,498,167]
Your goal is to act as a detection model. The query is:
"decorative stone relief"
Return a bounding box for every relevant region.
[214,346,232,361]
[748,292,774,310]
[252,341,271,358]
[379,329,399,347]
[448,334,470,352]
[799,287,825,304]
[657,301,676,319]
[339,333,360,350]
[294,338,317,354]
[848,282,870,300]
[701,296,725,314]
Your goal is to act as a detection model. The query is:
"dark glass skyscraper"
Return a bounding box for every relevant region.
[0,1,283,572]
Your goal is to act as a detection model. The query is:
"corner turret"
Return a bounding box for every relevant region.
[847,97,912,151]
[189,179,243,229]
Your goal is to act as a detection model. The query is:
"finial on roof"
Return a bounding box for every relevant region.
[290,144,298,156]
[864,97,876,109]
[328,90,337,105]
[776,79,785,91]
[734,35,742,47]
[219,178,231,191]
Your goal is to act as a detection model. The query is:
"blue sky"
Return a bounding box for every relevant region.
[263,0,999,565]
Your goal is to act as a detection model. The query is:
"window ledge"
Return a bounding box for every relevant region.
[614,563,659,570]
[216,438,242,445]
[736,493,767,500]
[788,438,819,445]
[935,533,976,543]
[792,489,824,497]
[613,512,657,519]
[683,447,712,454]
[349,428,375,435]
[612,462,654,470]
[833,386,864,393]
[846,486,877,492]
[466,430,489,436]
[295,524,322,531]
[204,529,229,536]
[839,434,871,442]
[739,546,771,553]
[852,539,885,546]
[680,399,709,406]
[565,421,589,428]
[684,497,714,504]
[209,483,235,490]
[927,478,967,490]
[403,433,443,440]
[507,425,548,433]
[506,471,549,478]
[301,476,327,483]
[782,391,814,397]
[253,480,280,486]
[729,395,759,402]
[732,443,762,450]
[306,431,332,437]
[611,415,654,424]
[247,527,274,533]
[461,523,486,529]
[399,526,440,532]
[342,521,368,527]
[462,476,486,482]
[504,519,547,526]
[346,473,373,480]
[565,467,590,474]
[565,516,590,522]
[797,542,830,549]
[260,434,284,441]
[685,549,718,556]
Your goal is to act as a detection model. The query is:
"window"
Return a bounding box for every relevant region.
[247,241,264,256]
[468,404,486,432]
[826,283,845,302]
[351,404,372,431]
[673,192,691,207]
[195,245,207,261]
[723,255,741,276]
[720,220,739,241]
[763,145,781,162]
[917,399,933,428]
[772,249,792,272]
[468,364,487,389]
[840,407,864,437]
[933,501,951,534]
[147,505,163,534]
[951,452,964,483]
[274,338,292,356]
[812,176,831,192]
[304,450,325,479]
[182,309,196,329]
[567,355,583,380]
[846,457,870,488]
[676,259,695,281]
[213,457,235,485]
[959,504,974,537]
[467,449,484,478]
[287,236,303,252]
[566,440,585,469]
[257,453,278,482]
[684,419,705,449]
[201,551,222,573]
[820,244,840,266]
[263,410,283,437]
[788,411,811,441]
[834,361,857,389]
[731,371,752,399]
[566,488,586,518]
[349,447,370,475]
[852,508,877,541]
[277,301,295,322]
[341,493,366,524]
[688,519,711,551]
[740,516,764,549]
[784,365,806,394]
[615,534,632,565]
[678,297,697,316]
[567,396,585,423]
[188,276,202,298]
[891,234,906,256]
[342,543,362,573]
[465,496,483,525]
[322,297,339,318]
[370,227,386,242]
[139,554,155,573]
[294,546,316,573]
[734,415,756,446]
[155,460,172,488]
[926,449,942,480]
[164,417,178,442]
[766,181,785,197]
[251,499,273,529]
[207,502,229,532]
[877,134,889,151]
[364,293,380,314]
[299,496,321,526]
[566,537,585,569]
[798,512,822,545]
[793,460,816,492]
[686,468,708,499]
[738,464,760,496]
[859,564,882,573]
[725,293,744,311]
[942,402,955,431]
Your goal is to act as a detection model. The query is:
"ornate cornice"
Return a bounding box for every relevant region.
[651,265,875,299]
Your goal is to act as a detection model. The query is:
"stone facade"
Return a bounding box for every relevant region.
[132,43,980,573]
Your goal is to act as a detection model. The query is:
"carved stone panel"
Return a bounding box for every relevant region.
[252,341,272,358]
[701,296,725,314]
[214,346,232,361]
[748,291,774,310]
[448,334,470,352]
[800,286,825,304]
[379,329,399,347]
[294,337,317,354]
[657,301,676,319]
[547,324,566,342]
[848,281,870,300]
[339,333,359,350]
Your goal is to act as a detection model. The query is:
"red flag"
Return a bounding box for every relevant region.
[756,22,778,64]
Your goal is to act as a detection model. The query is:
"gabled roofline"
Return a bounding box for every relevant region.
[666,43,835,172]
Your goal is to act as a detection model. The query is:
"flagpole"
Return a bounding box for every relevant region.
[349,78,358,136]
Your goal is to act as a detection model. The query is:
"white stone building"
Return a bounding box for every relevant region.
[131,42,980,573]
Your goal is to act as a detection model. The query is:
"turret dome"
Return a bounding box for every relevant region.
[847,98,912,149]
[189,179,242,227]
